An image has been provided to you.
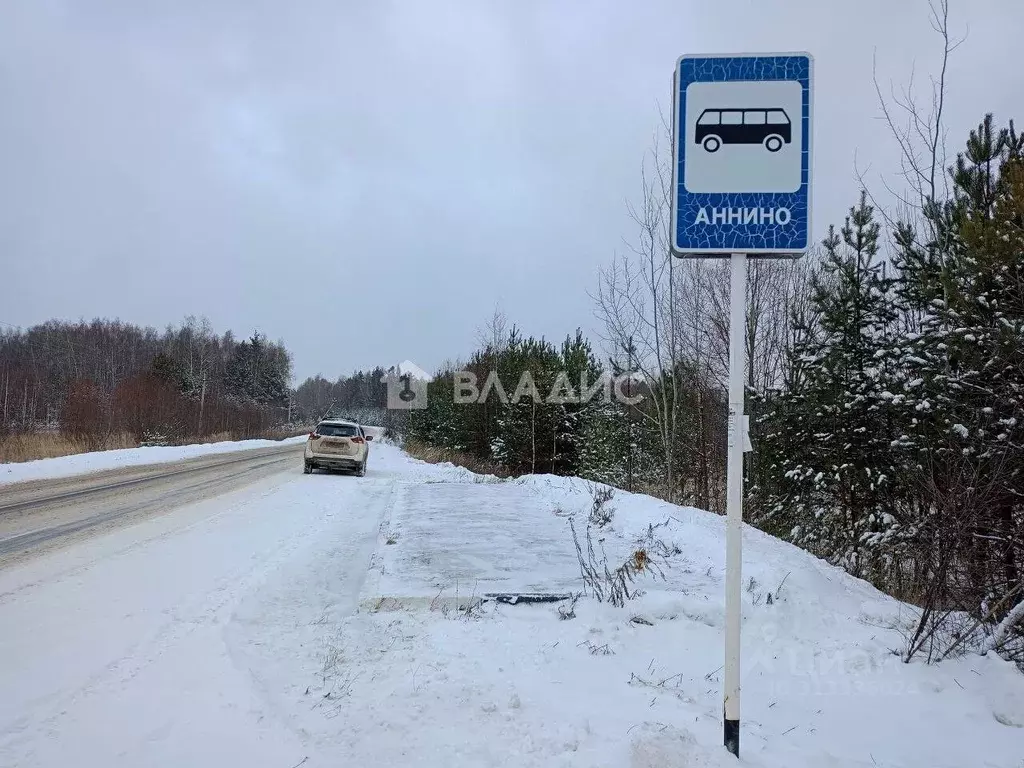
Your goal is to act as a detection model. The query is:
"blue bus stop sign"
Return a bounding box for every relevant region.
[672,53,813,256]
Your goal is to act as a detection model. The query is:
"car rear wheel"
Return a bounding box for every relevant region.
[356,460,367,477]
[764,134,784,152]
[303,461,312,474]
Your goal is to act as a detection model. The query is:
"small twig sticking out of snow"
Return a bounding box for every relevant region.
[558,593,581,620]
[628,673,685,695]
[319,646,342,688]
[429,587,444,612]
[589,486,616,528]
[578,640,615,656]
[775,572,791,601]
[290,758,309,768]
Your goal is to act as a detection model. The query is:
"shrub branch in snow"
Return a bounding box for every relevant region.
[588,485,616,528]
[635,517,683,559]
[558,592,582,620]
[929,580,1024,663]
[568,517,665,607]
[982,589,1024,656]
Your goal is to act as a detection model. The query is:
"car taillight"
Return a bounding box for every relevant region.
[351,436,365,444]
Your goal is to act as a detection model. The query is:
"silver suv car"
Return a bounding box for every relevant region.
[303,419,371,475]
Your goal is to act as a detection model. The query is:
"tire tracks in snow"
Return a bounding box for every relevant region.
[0,454,296,558]
[0,473,373,762]
[361,480,401,604]
[220,476,400,751]
[0,466,297,605]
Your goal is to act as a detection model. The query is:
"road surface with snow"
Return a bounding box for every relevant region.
[0,434,308,487]
[0,441,1021,767]
[0,442,303,564]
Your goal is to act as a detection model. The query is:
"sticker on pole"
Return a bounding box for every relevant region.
[671,52,813,256]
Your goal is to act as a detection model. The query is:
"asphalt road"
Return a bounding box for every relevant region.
[0,442,305,565]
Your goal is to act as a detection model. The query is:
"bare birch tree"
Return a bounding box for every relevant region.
[593,135,682,501]
[860,0,964,254]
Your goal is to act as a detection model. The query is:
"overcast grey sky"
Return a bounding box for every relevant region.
[1,1,1021,382]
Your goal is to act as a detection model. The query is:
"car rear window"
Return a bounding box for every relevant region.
[316,424,359,437]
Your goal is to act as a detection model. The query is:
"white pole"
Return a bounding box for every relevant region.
[724,251,747,757]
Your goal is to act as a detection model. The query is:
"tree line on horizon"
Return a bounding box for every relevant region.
[0,316,293,446]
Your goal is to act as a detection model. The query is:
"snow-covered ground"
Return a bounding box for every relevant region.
[0,434,309,486]
[0,441,1021,767]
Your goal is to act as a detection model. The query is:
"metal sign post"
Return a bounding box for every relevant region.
[670,52,813,758]
[723,249,746,756]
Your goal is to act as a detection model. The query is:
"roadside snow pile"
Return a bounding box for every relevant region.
[367,439,505,487]
[305,459,1024,768]
[0,435,308,486]
[4,436,1018,767]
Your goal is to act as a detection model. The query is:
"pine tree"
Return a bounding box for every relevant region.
[553,330,604,476]
[576,398,630,487]
[756,193,900,574]
[223,332,291,408]
[150,352,186,392]
[889,115,1024,608]
[490,336,562,473]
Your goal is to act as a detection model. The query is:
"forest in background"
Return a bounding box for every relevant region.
[0,316,297,460]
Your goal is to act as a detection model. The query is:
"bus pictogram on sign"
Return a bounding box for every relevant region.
[695,108,792,153]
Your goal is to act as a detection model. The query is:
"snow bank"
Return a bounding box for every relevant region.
[309,449,1024,767]
[0,435,308,486]
[5,439,1019,767]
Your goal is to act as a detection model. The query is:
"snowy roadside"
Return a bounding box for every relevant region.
[0,434,308,486]
[2,440,1020,767]
[271,447,1024,768]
